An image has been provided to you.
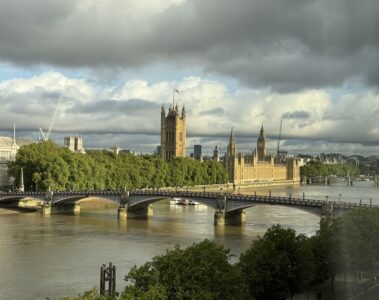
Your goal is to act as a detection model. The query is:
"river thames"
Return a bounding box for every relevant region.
[0,181,378,299]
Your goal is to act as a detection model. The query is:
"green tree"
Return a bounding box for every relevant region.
[9,142,228,191]
[9,141,70,191]
[123,240,247,300]
[239,225,314,300]
[301,161,360,177]
[309,208,379,292]
[330,208,379,273]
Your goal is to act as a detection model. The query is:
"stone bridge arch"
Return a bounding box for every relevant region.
[0,190,360,224]
[53,194,122,206]
[47,192,123,215]
[226,203,324,216]
[125,194,220,218]
[0,195,45,211]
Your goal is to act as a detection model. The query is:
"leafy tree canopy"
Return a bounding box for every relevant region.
[239,225,314,300]
[8,141,228,191]
[301,161,360,177]
[123,240,247,300]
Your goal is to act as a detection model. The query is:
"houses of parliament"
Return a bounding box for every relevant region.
[160,105,300,184]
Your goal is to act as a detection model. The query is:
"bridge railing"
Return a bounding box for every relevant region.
[2,189,379,210]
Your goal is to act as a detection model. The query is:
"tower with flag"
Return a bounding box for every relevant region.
[160,88,186,161]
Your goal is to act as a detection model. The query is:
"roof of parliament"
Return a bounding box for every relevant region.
[0,137,32,148]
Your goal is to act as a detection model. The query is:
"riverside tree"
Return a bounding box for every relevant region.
[8,141,228,191]
[300,160,360,177]
[239,225,315,300]
[123,240,247,300]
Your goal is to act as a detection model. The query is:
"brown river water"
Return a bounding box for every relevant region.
[0,181,378,299]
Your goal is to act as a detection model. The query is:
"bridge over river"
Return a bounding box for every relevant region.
[1,189,378,225]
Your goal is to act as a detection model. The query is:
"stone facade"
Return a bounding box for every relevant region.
[64,136,85,153]
[0,137,18,189]
[160,104,186,160]
[213,145,219,162]
[224,126,300,184]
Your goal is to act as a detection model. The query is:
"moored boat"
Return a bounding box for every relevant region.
[170,198,198,205]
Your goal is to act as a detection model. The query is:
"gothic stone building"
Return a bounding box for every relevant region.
[0,137,32,190]
[224,126,300,184]
[0,137,18,190]
[160,104,186,161]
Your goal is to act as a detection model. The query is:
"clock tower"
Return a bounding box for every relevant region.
[257,125,267,161]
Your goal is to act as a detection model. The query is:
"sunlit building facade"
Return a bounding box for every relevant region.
[0,137,18,189]
[224,126,300,184]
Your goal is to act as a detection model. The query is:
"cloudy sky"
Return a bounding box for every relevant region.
[0,0,378,156]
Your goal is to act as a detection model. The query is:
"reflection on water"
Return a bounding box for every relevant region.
[240,181,379,204]
[0,182,378,299]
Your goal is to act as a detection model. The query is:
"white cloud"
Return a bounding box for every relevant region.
[0,71,378,155]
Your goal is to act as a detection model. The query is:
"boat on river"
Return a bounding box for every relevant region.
[170,198,197,205]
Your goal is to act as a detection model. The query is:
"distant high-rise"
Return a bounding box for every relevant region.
[64,136,85,153]
[194,145,202,161]
[160,104,186,161]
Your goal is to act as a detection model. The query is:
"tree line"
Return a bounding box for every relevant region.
[300,160,360,177]
[64,208,379,300]
[8,141,228,191]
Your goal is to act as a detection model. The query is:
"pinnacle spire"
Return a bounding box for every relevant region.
[230,127,235,143]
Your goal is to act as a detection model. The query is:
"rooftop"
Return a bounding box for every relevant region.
[0,136,33,148]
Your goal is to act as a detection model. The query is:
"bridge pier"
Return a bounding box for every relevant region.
[42,203,81,215]
[127,204,153,219]
[214,211,225,226]
[42,204,51,215]
[117,206,127,219]
[214,210,246,226]
[117,190,129,219]
[321,202,334,222]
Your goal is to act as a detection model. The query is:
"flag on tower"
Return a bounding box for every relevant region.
[174,88,180,93]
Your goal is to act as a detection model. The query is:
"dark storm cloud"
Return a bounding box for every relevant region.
[0,0,377,91]
[199,107,225,116]
[71,99,160,115]
[282,111,310,119]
